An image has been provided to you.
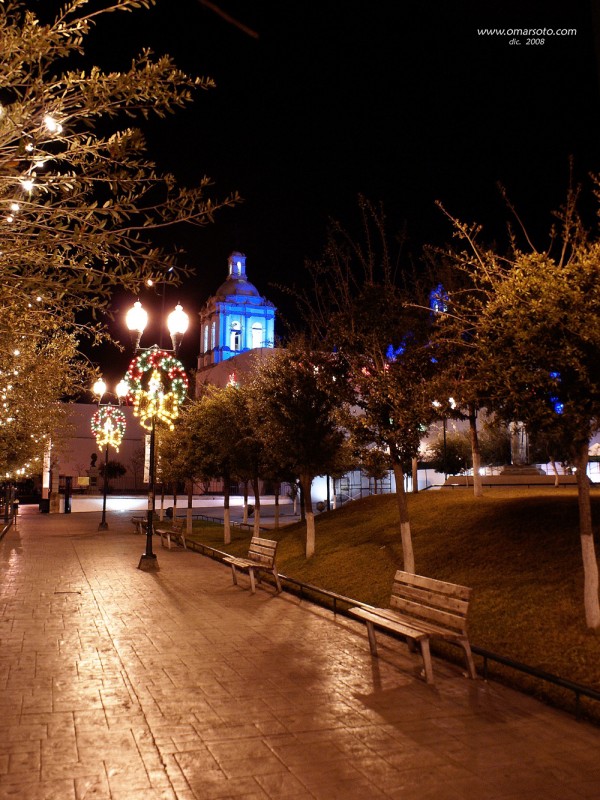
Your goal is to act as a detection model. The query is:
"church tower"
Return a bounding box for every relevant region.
[197,252,276,373]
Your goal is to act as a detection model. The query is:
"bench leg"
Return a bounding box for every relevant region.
[248,567,256,594]
[419,638,434,684]
[460,639,477,679]
[273,569,282,593]
[229,563,238,586]
[365,621,378,656]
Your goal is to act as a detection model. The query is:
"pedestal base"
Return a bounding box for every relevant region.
[499,464,545,475]
[138,553,159,571]
[98,521,108,531]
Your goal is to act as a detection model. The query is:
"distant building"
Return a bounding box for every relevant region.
[41,403,146,503]
[196,252,275,392]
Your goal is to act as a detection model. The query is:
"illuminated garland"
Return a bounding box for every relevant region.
[124,347,188,431]
[91,406,127,450]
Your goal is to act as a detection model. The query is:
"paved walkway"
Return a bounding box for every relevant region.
[0,511,599,800]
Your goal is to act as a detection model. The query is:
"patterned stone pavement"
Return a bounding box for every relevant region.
[0,509,599,800]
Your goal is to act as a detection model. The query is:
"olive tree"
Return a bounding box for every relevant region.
[250,346,348,558]
[0,0,236,327]
[0,0,236,475]
[442,191,600,629]
[292,198,440,570]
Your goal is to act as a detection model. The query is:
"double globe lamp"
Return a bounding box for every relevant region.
[125,300,189,570]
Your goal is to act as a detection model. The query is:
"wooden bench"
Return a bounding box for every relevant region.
[349,571,476,684]
[131,515,147,535]
[156,517,186,550]
[223,537,282,594]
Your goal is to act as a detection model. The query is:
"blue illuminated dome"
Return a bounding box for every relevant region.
[214,253,261,299]
[198,252,276,373]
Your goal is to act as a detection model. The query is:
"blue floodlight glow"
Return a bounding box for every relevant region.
[550,396,564,414]
[429,283,449,314]
[549,371,561,380]
[386,343,405,362]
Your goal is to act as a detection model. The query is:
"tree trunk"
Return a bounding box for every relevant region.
[223,472,231,545]
[301,473,315,558]
[242,480,249,525]
[299,483,306,523]
[468,406,483,498]
[186,479,193,536]
[274,481,280,529]
[159,483,165,521]
[252,475,261,536]
[411,456,419,493]
[172,484,177,522]
[550,458,560,487]
[391,459,415,573]
[574,442,600,629]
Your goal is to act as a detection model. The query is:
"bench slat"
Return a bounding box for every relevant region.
[248,542,276,553]
[394,570,472,601]
[252,536,278,548]
[392,583,470,617]
[248,550,276,563]
[247,554,275,568]
[352,606,467,641]
[349,607,428,640]
[248,543,276,556]
[390,595,467,633]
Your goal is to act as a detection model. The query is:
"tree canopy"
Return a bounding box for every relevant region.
[249,345,349,557]
[438,188,600,628]
[0,0,236,477]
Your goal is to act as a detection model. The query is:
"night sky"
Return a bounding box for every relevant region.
[74,0,600,376]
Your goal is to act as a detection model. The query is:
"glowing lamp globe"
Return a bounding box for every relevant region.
[93,379,107,398]
[126,301,148,350]
[115,380,129,399]
[167,304,189,352]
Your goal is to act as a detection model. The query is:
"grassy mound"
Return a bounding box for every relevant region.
[189,488,600,721]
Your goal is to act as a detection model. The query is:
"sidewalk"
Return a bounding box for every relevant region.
[0,510,598,800]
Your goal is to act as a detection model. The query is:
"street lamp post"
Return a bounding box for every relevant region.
[124,301,189,571]
[91,379,128,530]
[100,438,108,528]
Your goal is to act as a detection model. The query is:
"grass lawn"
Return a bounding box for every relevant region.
[187,488,600,722]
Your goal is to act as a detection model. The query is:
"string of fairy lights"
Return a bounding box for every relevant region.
[1,89,191,482]
[0,104,65,480]
[0,95,191,481]
[1,104,65,226]
[0,348,44,480]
